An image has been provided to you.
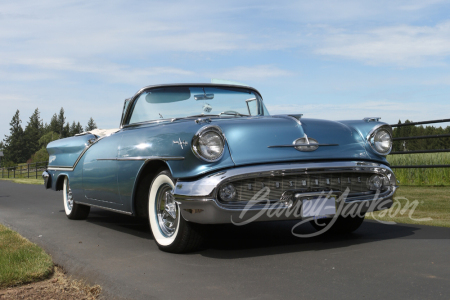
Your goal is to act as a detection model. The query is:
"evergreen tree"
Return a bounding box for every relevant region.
[76,122,84,134]
[49,113,59,134]
[85,117,97,131]
[23,108,43,161]
[3,110,26,164]
[63,122,70,138]
[69,121,77,136]
[57,108,66,138]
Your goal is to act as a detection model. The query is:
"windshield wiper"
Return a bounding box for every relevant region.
[171,114,219,122]
[218,111,249,117]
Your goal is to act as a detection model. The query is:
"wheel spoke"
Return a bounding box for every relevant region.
[156,184,178,237]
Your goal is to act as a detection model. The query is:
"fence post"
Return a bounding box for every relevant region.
[7,168,9,178]
[13,167,15,178]
[28,163,30,178]
[35,162,38,179]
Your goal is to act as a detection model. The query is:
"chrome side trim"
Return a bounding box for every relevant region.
[268,144,338,148]
[74,201,133,215]
[47,166,74,171]
[97,156,185,161]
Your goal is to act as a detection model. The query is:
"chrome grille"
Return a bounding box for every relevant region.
[229,173,373,202]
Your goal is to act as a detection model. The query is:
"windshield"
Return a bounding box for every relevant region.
[127,86,269,124]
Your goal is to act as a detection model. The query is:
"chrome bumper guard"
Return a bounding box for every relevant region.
[174,161,397,224]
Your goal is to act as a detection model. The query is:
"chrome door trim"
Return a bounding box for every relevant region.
[74,201,133,215]
[96,156,185,161]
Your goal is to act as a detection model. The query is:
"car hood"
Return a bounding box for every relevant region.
[216,116,372,166]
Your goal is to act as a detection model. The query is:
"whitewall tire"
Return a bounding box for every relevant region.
[148,170,204,253]
[63,177,90,220]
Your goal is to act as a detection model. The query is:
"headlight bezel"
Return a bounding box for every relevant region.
[191,125,225,162]
[367,124,393,156]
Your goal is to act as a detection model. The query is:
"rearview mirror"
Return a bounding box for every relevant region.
[194,94,214,100]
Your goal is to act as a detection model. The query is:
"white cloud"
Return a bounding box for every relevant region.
[267,100,450,125]
[209,65,293,82]
[315,21,450,66]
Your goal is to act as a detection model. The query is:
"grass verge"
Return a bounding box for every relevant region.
[366,186,450,227]
[0,224,53,288]
[0,178,42,185]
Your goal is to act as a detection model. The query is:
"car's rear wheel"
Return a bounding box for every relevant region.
[63,177,90,220]
[309,214,365,234]
[148,170,203,253]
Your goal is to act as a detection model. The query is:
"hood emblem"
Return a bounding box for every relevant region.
[173,138,188,149]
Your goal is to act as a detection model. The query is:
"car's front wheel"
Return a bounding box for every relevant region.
[63,177,90,220]
[148,170,203,253]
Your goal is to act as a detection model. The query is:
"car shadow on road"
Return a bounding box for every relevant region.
[84,208,152,240]
[81,208,449,258]
[199,220,450,259]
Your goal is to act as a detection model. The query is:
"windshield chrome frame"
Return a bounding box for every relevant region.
[120,83,265,128]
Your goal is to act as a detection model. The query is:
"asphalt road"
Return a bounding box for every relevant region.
[1,180,450,299]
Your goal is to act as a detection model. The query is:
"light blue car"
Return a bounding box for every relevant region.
[43,83,397,253]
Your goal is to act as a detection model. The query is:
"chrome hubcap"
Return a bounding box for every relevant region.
[66,184,73,211]
[156,184,178,237]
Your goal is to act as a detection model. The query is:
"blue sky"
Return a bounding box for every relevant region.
[1,0,450,139]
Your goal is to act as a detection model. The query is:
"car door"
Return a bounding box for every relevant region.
[82,133,123,209]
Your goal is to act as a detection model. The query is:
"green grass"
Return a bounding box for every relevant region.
[388,152,450,185]
[0,178,42,185]
[0,224,53,288]
[366,186,450,227]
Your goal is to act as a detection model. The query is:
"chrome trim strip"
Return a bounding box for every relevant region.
[97,156,185,161]
[268,144,339,148]
[74,201,132,215]
[47,167,74,171]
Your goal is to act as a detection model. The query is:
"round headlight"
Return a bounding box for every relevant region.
[192,126,225,162]
[368,126,392,155]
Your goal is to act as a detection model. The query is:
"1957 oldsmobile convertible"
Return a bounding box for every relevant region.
[43,83,397,253]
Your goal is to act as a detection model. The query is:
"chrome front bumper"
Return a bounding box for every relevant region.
[174,161,397,224]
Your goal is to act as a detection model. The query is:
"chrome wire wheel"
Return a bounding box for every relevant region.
[66,185,73,211]
[155,184,178,237]
[63,176,90,220]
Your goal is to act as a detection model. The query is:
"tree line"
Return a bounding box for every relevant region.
[392,120,450,152]
[0,108,97,167]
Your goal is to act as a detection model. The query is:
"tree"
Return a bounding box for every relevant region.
[76,122,84,134]
[29,131,60,163]
[57,108,66,138]
[3,110,26,164]
[63,122,70,138]
[85,117,97,131]
[69,121,84,136]
[49,113,59,134]
[23,108,43,161]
